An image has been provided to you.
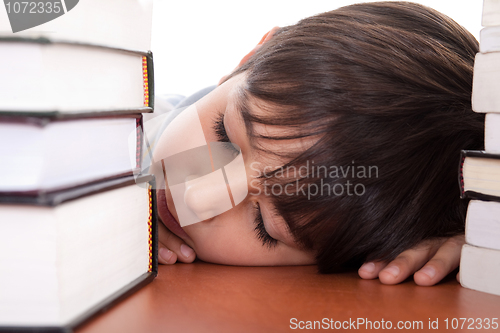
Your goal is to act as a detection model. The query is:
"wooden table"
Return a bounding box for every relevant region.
[77,262,500,332]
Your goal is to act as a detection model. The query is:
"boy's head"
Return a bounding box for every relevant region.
[226,1,484,271]
[154,2,484,270]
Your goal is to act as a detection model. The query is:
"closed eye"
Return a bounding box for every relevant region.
[254,202,278,249]
[213,112,240,155]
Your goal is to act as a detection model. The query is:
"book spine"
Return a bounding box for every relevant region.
[146,52,155,110]
[142,56,150,107]
[149,177,158,276]
[148,185,154,273]
[459,150,466,198]
[136,116,144,170]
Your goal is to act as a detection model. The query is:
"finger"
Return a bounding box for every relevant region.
[413,235,464,286]
[158,242,177,265]
[379,239,445,285]
[358,261,388,279]
[158,220,196,263]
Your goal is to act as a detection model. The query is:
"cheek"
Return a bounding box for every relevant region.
[183,209,268,265]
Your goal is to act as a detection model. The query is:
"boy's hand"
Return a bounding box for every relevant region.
[157,218,196,265]
[358,235,464,286]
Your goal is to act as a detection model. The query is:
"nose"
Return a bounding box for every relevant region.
[169,151,249,227]
[182,171,234,223]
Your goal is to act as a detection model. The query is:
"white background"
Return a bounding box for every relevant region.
[151,0,483,97]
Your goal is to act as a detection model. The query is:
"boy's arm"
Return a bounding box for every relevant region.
[358,235,464,286]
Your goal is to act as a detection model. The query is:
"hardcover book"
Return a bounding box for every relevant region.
[480,26,500,53]
[465,200,500,251]
[471,53,500,114]
[0,174,158,332]
[459,150,500,201]
[0,114,143,193]
[482,0,500,27]
[485,113,500,153]
[0,39,154,115]
[0,0,153,52]
[460,244,500,297]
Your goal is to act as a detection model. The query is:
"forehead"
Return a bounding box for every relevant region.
[239,95,320,168]
[220,74,320,177]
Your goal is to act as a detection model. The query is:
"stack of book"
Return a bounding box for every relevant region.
[459,0,500,297]
[0,0,158,331]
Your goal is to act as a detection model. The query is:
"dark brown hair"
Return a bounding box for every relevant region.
[229,2,484,272]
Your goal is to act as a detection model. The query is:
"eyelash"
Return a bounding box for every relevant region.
[254,203,278,248]
[214,112,230,142]
[213,113,240,155]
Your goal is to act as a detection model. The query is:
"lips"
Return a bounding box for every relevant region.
[157,188,190,240]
